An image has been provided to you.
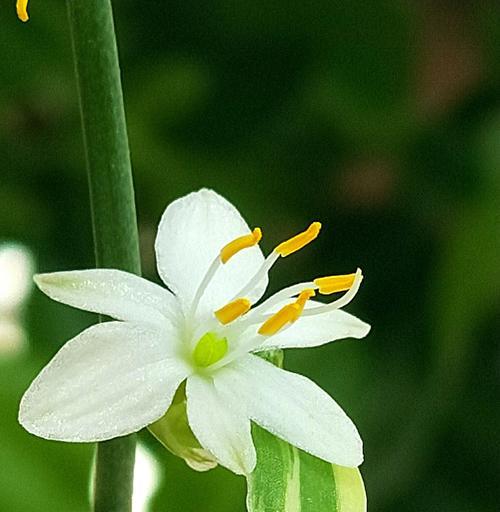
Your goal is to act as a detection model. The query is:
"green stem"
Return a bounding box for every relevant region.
[66,1,140,510]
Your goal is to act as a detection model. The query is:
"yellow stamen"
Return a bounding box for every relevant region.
[214,298,251,325]
[274,222,322,257]
[258,289,315,336]
[16,0,29,22]
[220,228,262,264]
[295,288,316,308]
[314,273,356,295]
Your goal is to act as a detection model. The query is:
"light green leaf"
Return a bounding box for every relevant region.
[247,426,366,512]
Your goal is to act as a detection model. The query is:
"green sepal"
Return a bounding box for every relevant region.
[148,382,218,471]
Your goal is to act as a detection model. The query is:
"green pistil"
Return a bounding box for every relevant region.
[193,332,228,368]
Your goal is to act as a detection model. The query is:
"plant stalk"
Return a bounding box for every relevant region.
[66,1,140,510]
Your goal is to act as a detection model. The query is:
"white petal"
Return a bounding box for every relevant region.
[155,189,267,317]
[186,374,256,475]
[216,354,363,467]
[35,270,178,328]
[258,302,371,350]
[19,322,190,442]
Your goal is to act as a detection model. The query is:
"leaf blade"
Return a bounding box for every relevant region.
[247,425,366,512]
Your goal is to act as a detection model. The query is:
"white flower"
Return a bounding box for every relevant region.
[19,189,370,475]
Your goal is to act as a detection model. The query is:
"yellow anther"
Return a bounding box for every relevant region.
[258,304,298,336]
[314,273,356,295]
[274,222,322,257]
[220,228,262,264]
[16,0,29,22]
[258,289,315,336]
[214,298,251,325]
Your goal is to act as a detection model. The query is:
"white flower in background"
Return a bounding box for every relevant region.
[0,243,33,355]
[19,189,370,475]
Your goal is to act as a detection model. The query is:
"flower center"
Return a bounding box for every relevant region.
[192,332,228,368]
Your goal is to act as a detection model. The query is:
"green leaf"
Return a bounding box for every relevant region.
[247,426,366,512]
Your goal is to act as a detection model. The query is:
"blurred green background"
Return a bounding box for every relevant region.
[1,1,499,510]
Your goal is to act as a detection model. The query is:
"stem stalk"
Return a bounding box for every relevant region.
[66,1,140,510]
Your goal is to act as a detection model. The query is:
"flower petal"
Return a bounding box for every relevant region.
[258,302,371,350]
[35,270,178,328]
[216,354,363,467]
[155,189,267,317]
[19,322,190,442]
[186,374,256,475]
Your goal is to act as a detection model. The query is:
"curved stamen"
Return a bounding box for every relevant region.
[211,270,362,369]
[249,281,315,317]
[16,0,29,22]
[274,222,321,257]
[258,289,315,336]
[188,228,262,319]
[314,273,356,295]
[232,251,279,301]
[220,228,261,264]
[301,268,363,317]
[229,269,361,334]
[188,255,221,319]
[232,222,321,302]
[235,271,356,325]
[212,289,316,369]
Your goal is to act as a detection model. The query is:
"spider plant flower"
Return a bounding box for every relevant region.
[19,189,370,475]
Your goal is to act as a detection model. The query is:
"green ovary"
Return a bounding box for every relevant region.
[192,331,228,368]
[148,383,217,471]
